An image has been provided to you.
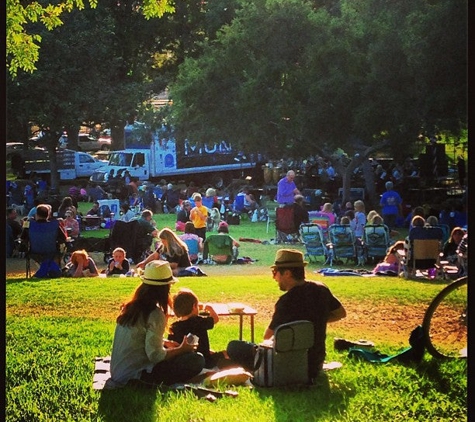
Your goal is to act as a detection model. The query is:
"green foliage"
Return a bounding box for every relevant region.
[170,0,467,158]
[6,0,176,78]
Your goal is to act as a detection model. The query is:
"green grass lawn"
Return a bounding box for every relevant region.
[6,205,467,421]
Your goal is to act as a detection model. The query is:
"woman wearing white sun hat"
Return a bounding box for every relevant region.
[106,260,205,388]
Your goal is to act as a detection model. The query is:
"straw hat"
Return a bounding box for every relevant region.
[141,260,178,285]
[271,249,308,269]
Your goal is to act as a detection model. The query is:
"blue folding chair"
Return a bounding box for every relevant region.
[26,220,64,278]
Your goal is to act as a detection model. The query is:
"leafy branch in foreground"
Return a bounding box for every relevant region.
[6,0,174,77]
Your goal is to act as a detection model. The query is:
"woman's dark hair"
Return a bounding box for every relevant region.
[117,283,170,326]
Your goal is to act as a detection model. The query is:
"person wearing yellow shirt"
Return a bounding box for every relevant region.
[190,193,209,241]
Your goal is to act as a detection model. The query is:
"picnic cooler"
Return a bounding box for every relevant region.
[253,320,314,387]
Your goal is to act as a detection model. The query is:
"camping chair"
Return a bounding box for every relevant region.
[401,239,442,279]
[25,219,64,278]
[203,234,234,264]
[299,223,331,264]
[275,206,299,243]
[327,224,356,266]
[253,320,314,387]
[364,224,391,263]
[308,212,331,241]
[265,201,279,234]
[106,220,152,265]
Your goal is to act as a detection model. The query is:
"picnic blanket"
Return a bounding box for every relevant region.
[93,356,111,390]
[316,268,374,277]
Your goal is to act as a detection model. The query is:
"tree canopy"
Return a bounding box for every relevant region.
[169,0,467,161]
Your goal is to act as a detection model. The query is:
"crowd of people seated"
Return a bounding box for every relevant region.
[6,170,467,281]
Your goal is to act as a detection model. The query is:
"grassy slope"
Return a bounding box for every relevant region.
[6,204,467,421]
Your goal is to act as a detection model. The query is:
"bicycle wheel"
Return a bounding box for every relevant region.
[422,276,467,359]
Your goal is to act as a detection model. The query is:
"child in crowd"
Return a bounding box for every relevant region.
[320,202,336,226]
[106,247,131,276]
[353,200,367,264]
[372,240,405,275]
[168,288,230,369]
[353,200,367,239]
[64,249,99,277]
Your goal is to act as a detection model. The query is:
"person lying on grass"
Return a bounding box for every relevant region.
[64,249,99,277]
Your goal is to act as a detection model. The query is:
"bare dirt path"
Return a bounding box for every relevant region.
[6,256,425,346]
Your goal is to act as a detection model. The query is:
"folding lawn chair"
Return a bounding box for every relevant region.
[308,211,331,241]
[398,226,444,279]
[364,224,391,263]
[203,234,234,264]
[299,223,331,264]
[25,219,64,278]
[105,220,152,265]
[275,206,299,244]
[327,224,356,266]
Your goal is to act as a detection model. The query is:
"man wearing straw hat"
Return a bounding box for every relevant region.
[227,249,346,383]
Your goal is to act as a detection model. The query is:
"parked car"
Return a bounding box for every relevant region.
[7,142,45,159]
[6,142,26,159]
[77,133,111,152]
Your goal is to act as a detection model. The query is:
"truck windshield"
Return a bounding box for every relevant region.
[109,152,133,167]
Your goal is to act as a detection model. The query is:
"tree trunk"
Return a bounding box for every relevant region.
[111,119,125,150]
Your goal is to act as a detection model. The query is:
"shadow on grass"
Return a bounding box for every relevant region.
[252,372,351,421]
[98,385,159,422]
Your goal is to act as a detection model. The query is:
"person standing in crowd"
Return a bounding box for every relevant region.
[190,193,208,241]
[380,181,402,231]
[226,249,346,383]
[353,200,367,239]
[105,260,204,388]
[276,170,300,205]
